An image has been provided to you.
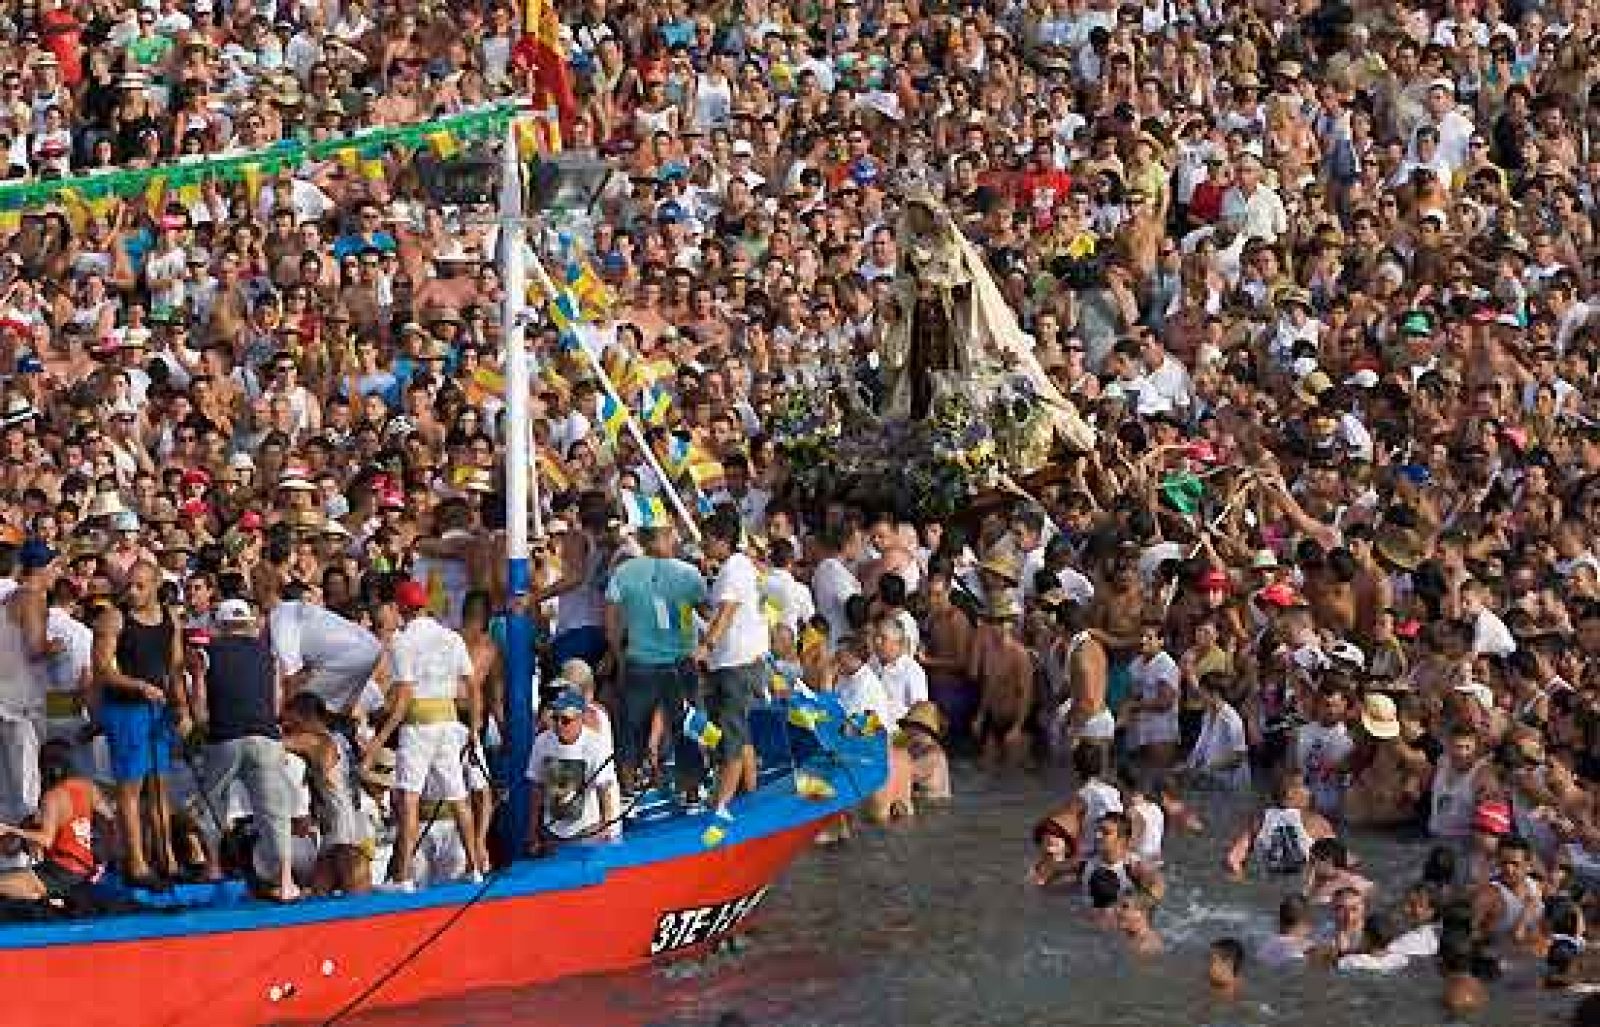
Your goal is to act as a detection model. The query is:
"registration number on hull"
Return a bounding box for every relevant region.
[649,887,770,956]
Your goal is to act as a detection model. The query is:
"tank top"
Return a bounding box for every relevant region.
[115,605,171,696]
[47,778,96,879]
[1490,877,1540,939]
[1132,797,1165,864]
[554,532,607,634]
[203,634,280,743]
[1255,807,1313,874]
[1428,758,1484,838]
[694,73,732,129]
[1081,853,1139,900]
[0,591,44,720]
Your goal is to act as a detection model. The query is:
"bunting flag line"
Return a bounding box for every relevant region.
[622,489,670,529]
[641,381,673,425]
[535,448,571,491]
[597,392,628,441]
[0,104,533,214]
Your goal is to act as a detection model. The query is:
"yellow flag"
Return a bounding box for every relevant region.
[337,148,362,173]
[360,159,385,182]
[144,175,166,212]
[175,183,202,208]
[241,164,264,204]
[0,211,20,234]
[58,188,88,234]
[426,131,460,161]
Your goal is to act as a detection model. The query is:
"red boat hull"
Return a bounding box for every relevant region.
[1,820,822,1026]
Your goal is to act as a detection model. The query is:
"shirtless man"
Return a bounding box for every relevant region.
[919,569,977,745]
[458,591,502,871]
[969,594,1034,768]
[1345,526,1392,643]
[1088,559,1146,739]
[1054,601,1114,765]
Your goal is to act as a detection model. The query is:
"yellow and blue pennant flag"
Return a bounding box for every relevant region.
[684,706,723,750]
[597,392,628,441]
[641,381,673,425]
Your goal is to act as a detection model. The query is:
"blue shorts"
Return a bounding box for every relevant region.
[551,626,607,668]
[100,700,174,783]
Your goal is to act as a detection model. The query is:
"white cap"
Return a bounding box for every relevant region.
[1328,639,1366,671]
[216,599,256,624]
[731,139,754,157]
[1345,369,1380,388]
[1291,356,1319,378]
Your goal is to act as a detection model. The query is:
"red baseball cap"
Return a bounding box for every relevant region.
[237,510,265,531]
[394,579,429,611]
[1199,568,1230,591]
[1257,582,1302,609]
[181,467,212,487]
[1473,800,1511,836]
[379,490,406,510]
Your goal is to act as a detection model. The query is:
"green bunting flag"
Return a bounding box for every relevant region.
[1160,471,1205,516]
[0,104,518,214]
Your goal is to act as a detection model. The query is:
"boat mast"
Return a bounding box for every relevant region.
[498,116,537,856]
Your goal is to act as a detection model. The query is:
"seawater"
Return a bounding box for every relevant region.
[351,766,1580,1027]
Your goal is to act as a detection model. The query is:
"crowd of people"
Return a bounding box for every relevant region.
[0,0,1597,1019]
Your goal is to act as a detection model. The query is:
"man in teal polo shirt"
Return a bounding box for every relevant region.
[604,522,706,797]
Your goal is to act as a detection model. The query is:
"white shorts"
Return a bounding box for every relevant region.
[0,715,42,822]
[1073,708,1116,742]
[395,722,470,801]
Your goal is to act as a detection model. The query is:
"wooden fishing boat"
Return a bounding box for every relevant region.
[0,700,884,1026]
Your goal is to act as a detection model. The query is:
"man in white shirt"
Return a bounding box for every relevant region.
[695,513,771,824]
[1220,155,1287,244]
[526,689,620,847]
[362,581,483,889]
[871,616,928,724]
[811,526,863,647]
[761,538,815,637]
[268,587,384,714]
[833,635,895,725]
[1462,579,1516,657]
[1294,687,1354,818]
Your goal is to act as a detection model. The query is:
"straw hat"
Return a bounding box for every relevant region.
[899,701,945,744]
[979,591,1023,622]
[85,490,129,520]
[286,508,324,532]
[1374,524,1426,571]
[1360,693,1400,739]
[976,551,1022,585]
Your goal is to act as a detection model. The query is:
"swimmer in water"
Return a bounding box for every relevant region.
[1117,896,1164,956]
[1208,937,1245,1000]
[1302,837,1376,905]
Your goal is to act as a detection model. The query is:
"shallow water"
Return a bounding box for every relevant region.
[352,766,1583,1027]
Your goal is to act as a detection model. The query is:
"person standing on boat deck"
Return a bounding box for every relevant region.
[363,579,484,890]
[92,560,180,887]
[526,689,621,850]
[605,521,707,797]
[42,575,94,777]
[268,583,385,719]
[189,599,297,901]
[695,511,771,824]
[0,540,63,825]
[533,494,612,668]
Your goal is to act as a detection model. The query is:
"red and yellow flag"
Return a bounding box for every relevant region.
[520,0,576,130]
